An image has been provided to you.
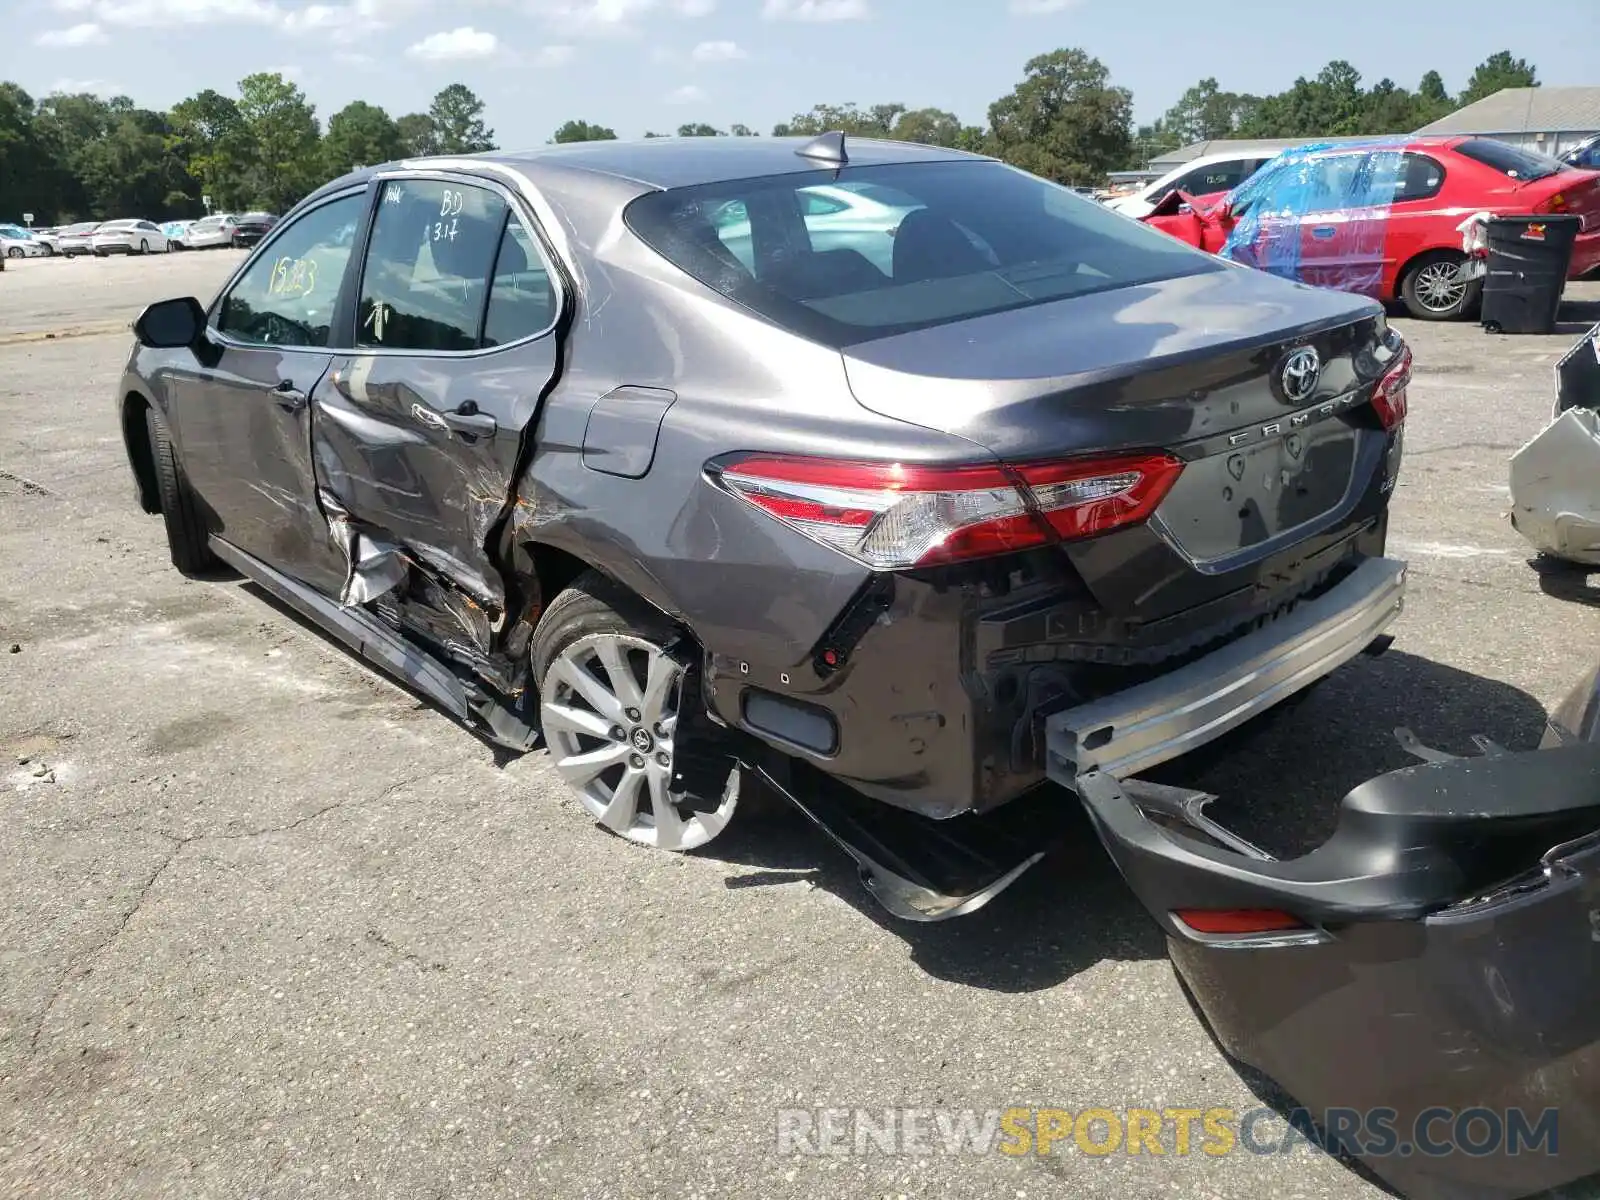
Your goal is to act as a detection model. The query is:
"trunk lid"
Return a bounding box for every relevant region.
[841,268,1399,624]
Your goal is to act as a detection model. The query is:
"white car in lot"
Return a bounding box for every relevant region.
[180,213,238,249]
[89,219,170,256]
[55,222,102,256]
[713,181,927,275]
[1103,151,1280,219]
[0,224,49,258]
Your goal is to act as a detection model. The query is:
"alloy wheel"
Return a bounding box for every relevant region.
[540,632,735,851]
[1413,260,1468,313]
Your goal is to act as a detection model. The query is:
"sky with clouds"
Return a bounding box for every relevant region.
[6,0,1597,148]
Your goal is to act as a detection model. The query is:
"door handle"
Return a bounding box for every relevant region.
[270,380,307,412]
[439,401,497,440]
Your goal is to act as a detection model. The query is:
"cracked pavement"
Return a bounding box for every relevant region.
[3,253,1600,1199]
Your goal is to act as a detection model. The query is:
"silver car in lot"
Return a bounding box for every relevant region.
[0,223,49,258]
[90,219,170,256]
[55,222,102,256]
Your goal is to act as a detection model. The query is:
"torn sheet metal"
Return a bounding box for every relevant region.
[1510,407,1600,565]
[1220,138,1408,297]
[320,489,411,607]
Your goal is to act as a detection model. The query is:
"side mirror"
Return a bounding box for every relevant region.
[133,296,206,350]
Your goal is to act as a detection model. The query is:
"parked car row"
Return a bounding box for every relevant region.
[1,212,279,259]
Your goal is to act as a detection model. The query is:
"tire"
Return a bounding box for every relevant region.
[142,404,218,577]
[530,570,740,851]
[138,239,148,255]
[4,247,21,259]
[1400,251,1480,321]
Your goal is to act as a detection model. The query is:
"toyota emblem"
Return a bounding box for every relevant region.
[1281,347,1321,403]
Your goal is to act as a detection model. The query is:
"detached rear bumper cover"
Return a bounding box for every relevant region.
[1075,733,1600,1200]
[1047,556,1406,779]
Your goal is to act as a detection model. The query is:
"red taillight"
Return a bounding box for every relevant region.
[713,451,1184,570]
[1371,342,1412,431]
[1173,908,1306,935]
[1534,191,1568,214]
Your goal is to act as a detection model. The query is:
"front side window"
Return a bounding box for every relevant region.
[626,160,1218,348]
[357,179,509,352]
[1175,161,1251,196]
[216,192,364,348]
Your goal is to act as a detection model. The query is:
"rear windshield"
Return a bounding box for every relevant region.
[624,160,1220,348]
[1455,138,1565,182]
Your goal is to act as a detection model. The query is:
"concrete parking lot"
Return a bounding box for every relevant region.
[3,250,1599,1200]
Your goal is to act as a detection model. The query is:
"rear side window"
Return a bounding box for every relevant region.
[1394,153,1445,202]
[625,160,1219,348]
[1454,139,1564,182]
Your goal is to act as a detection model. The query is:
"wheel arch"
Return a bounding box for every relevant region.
[522,539,684,632]
[121,390,160,514]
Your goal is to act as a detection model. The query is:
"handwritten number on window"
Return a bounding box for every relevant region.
[267,255,317,298]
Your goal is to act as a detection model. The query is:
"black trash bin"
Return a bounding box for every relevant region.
[1480,213,1582,334]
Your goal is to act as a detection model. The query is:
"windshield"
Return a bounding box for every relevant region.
[625,160,1219,348]
[65,223,98,234]
[1454,138,1565,182]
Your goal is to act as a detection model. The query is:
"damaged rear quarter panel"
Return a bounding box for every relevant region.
[505,177,994,669]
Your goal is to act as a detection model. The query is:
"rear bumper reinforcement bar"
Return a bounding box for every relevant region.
[1046,556,1407,782]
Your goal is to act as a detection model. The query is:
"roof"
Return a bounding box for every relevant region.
[486,135,983,190]
[1415,87,1600,136]
[1149,135,1380,169]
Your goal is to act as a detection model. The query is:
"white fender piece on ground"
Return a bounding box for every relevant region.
[1511,405,1600,564]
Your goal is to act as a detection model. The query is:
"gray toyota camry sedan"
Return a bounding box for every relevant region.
[117,133,1411,904]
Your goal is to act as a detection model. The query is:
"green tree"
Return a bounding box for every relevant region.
[0,84,58,223]
[74,107,195,218]
[323,100,401,176]
[1132,118,1182,164]
[168,88,255,210]
[677,122,723,137]
[773,102,905,137]
[429,84,495,154]
[551,119,617,143]
[1361,78,1422,133]
[236,71,321,209]
[728,123,757,137]
[1161,77,1249,143]
[890,107,964,147]
[1458,51,1537,107]
[395,113,438,157]
[986,48,1132,185]
[1415,70,1455,125]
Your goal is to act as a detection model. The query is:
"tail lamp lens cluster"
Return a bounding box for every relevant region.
[711,452,1184,571]
[1371,341,1412,431]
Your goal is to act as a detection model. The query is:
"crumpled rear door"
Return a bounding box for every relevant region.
[1073,739,1600,1200]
